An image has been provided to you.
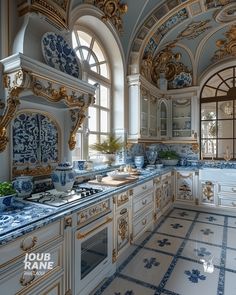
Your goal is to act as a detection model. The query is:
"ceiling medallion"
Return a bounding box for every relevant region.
[212,24,236,61]
[94,0,128,33]
[177,20,212,40]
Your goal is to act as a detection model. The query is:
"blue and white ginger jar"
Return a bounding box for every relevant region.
[13,176,33,198]
[52,161,75,192]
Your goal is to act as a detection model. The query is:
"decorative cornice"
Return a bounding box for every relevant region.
[17,0,71,30]
[94,0,128,33]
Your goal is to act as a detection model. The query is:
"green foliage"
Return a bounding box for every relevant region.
[159,150,180,159]
[90,135,123,154]
[0,182,16,196]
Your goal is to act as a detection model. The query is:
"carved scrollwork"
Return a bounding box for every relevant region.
[94,0,128,33]
[69,94,95,150]
[0,70,26,152]
[118,216,128,241]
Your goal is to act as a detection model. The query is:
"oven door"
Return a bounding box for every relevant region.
[74,213,113,295]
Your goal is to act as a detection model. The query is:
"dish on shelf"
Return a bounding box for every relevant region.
[107,171,130,180]
[41,32,81,78]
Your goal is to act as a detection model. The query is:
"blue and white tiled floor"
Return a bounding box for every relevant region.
[93,208,236,295]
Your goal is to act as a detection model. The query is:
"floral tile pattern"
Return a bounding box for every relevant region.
[93,208,236,295]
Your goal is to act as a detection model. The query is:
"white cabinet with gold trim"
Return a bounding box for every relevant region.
[175,170,196,203]
[113,190,132,262]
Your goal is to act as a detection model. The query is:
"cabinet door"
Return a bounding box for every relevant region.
[161,173,172,209]
[158,99,171,139]
[200,180,216,205]
[176,171,194,202]
[149,96,157,137]
[140,88,149,136]
[172,98,192,139]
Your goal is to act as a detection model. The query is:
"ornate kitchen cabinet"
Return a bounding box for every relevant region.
[199,180,216,205]
[127,74,161,142]
[218,179,236,209]
[153,175,162,221]
[175,170,197,203]
[160,172,173,212]
[127,74,198,143]
[0,219,65,295]
[113,190,132,262]
[131,179,154,242]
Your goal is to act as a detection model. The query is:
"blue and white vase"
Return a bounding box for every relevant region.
[134,156,144,169]
[13,176,33,198]
[52,161,75,192]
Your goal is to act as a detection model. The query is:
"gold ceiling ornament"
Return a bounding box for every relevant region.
[94,0,128,33]
[68,94,95,150]
[212,24,236,61]
[17,0,71,30]
[177,20,211,40]
[151,44,189,85]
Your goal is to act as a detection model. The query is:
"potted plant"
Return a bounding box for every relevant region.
[0,181,16,209]
[90,135,124,166]
[159,150,180,166]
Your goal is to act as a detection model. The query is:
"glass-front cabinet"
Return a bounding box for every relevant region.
[172,98,192,139]
[127,74,198,142]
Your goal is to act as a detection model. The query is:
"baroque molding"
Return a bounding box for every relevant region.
[212,24,236,62]
[94,0,128,33]
[17,0,71,30]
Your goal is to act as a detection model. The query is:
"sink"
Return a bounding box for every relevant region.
[199,168,236,181]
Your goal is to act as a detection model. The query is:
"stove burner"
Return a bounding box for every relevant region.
[27,186,103,207]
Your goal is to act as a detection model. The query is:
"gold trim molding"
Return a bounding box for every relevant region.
[17,0,71,30]
[94,0,128,33]
[1,68,95,153]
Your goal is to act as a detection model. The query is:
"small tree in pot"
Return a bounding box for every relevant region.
[90,135,124,166]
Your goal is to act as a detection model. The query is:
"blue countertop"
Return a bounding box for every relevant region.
[0,166,199,245]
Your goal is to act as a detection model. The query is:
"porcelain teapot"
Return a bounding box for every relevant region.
[13,176,33,198]
[52,161,75,192]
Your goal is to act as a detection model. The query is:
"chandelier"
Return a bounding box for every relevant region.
[222,102,233,115]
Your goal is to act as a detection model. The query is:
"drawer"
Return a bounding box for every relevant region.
[153,176,161,186]
[0,220,62,268]
[133,191,153,216]
[218,195,236,208]
[113,190,131,209]
[218,184,236,195]
[132,208,153,239]
[132,180,153,197]
[0,242,63,295]
[77,199,111,227]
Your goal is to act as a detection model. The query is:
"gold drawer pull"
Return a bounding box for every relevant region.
[142,219,147,225]
[120,208,127,215]
[20,237,37,252]
[232,188,236,193]
[20,269,36,286]
[77,217,112,239]
[142,199,147,205]
[232,202,236,207]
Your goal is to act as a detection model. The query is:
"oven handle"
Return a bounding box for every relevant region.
[77,217,113,240]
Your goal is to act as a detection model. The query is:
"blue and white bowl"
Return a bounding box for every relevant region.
[134,156,144,169]
[13,176,33,198]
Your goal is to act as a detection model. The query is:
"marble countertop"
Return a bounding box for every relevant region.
[0,165,204,245]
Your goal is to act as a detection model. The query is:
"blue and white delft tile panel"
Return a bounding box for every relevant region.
[12,112,59,167]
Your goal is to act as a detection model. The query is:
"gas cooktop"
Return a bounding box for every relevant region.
[26,186,103,207]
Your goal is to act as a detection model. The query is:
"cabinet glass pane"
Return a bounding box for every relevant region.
[172,98,191,138]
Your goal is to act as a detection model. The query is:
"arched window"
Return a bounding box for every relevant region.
[71,28,111,160]
[200,66,236,160]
